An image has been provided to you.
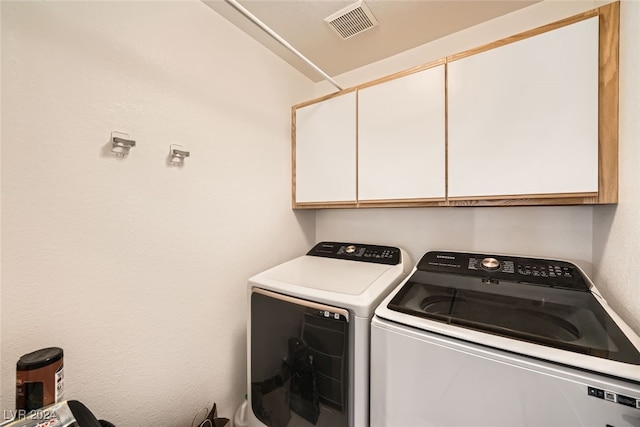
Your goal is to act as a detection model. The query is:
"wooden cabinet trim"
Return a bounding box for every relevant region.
[294,201,358,209]
[446,9,599,64]
[293,86,357,110]
[357,58,446,91]
[291,106,297,209]
[448,196,599,207]
[597,1,620,204]
[358,199,447,208]
[448,192,598,202]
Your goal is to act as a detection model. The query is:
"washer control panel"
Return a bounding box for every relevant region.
[417,251,589,291]
[587,386,640,410]
[307,241,401,265]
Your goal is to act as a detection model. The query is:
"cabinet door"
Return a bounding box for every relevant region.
[358,65,446,201]
[447,17,599,199]
[295,91,357,204]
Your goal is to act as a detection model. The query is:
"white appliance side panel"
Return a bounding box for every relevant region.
[358,66,446,200]
[447,17,599,198]
[352,316,371,427]
[295,92,357,203]
[370,318,640,427]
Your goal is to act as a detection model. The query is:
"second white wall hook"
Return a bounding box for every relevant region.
[169,144,190,166]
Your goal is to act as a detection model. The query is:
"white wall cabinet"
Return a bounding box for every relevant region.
[292,3,618,209]
[358,65,446,202]
[294,91,357,205]
[447,17,600,200]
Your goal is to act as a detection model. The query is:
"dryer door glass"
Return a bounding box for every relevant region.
[250,289,349,427]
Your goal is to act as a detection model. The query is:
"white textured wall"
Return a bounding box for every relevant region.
[593,0,640,334]
[0,0,3,411]
[317,207,593,274]
[1,1,314,424]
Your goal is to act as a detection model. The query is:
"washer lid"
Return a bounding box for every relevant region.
[254,255,395,296]
[249,242,408,316]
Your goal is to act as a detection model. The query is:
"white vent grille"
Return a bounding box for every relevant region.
[324,0,379,40]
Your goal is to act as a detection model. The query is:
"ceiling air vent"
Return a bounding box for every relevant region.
[324,0,379,40]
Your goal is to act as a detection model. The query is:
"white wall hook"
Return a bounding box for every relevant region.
[169,144,190,166]
[111,131,136,157]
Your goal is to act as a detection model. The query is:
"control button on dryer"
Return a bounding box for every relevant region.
[502,261,515,273]
[616,395,637,408]
[588,387,605,399]
[345,245,357,254]
[481,257,500,270]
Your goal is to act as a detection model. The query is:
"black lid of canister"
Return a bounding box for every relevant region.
[17,347,63,371]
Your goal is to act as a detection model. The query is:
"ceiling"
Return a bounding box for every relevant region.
[202,0,539,85]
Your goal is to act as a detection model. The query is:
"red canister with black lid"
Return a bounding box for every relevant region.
[16,347,64,411]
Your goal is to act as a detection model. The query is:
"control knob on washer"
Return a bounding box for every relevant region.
[345,245,357,254]
[481,257,500,270]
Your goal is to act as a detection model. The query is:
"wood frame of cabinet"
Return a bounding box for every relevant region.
[291,2,619,209]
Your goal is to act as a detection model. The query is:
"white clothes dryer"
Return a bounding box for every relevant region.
[247,242,409,427]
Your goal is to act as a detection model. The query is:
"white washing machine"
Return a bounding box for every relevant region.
[371,251,640,427]
[247,242,409,427]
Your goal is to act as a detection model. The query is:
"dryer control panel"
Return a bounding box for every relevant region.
[307,241,401,265]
